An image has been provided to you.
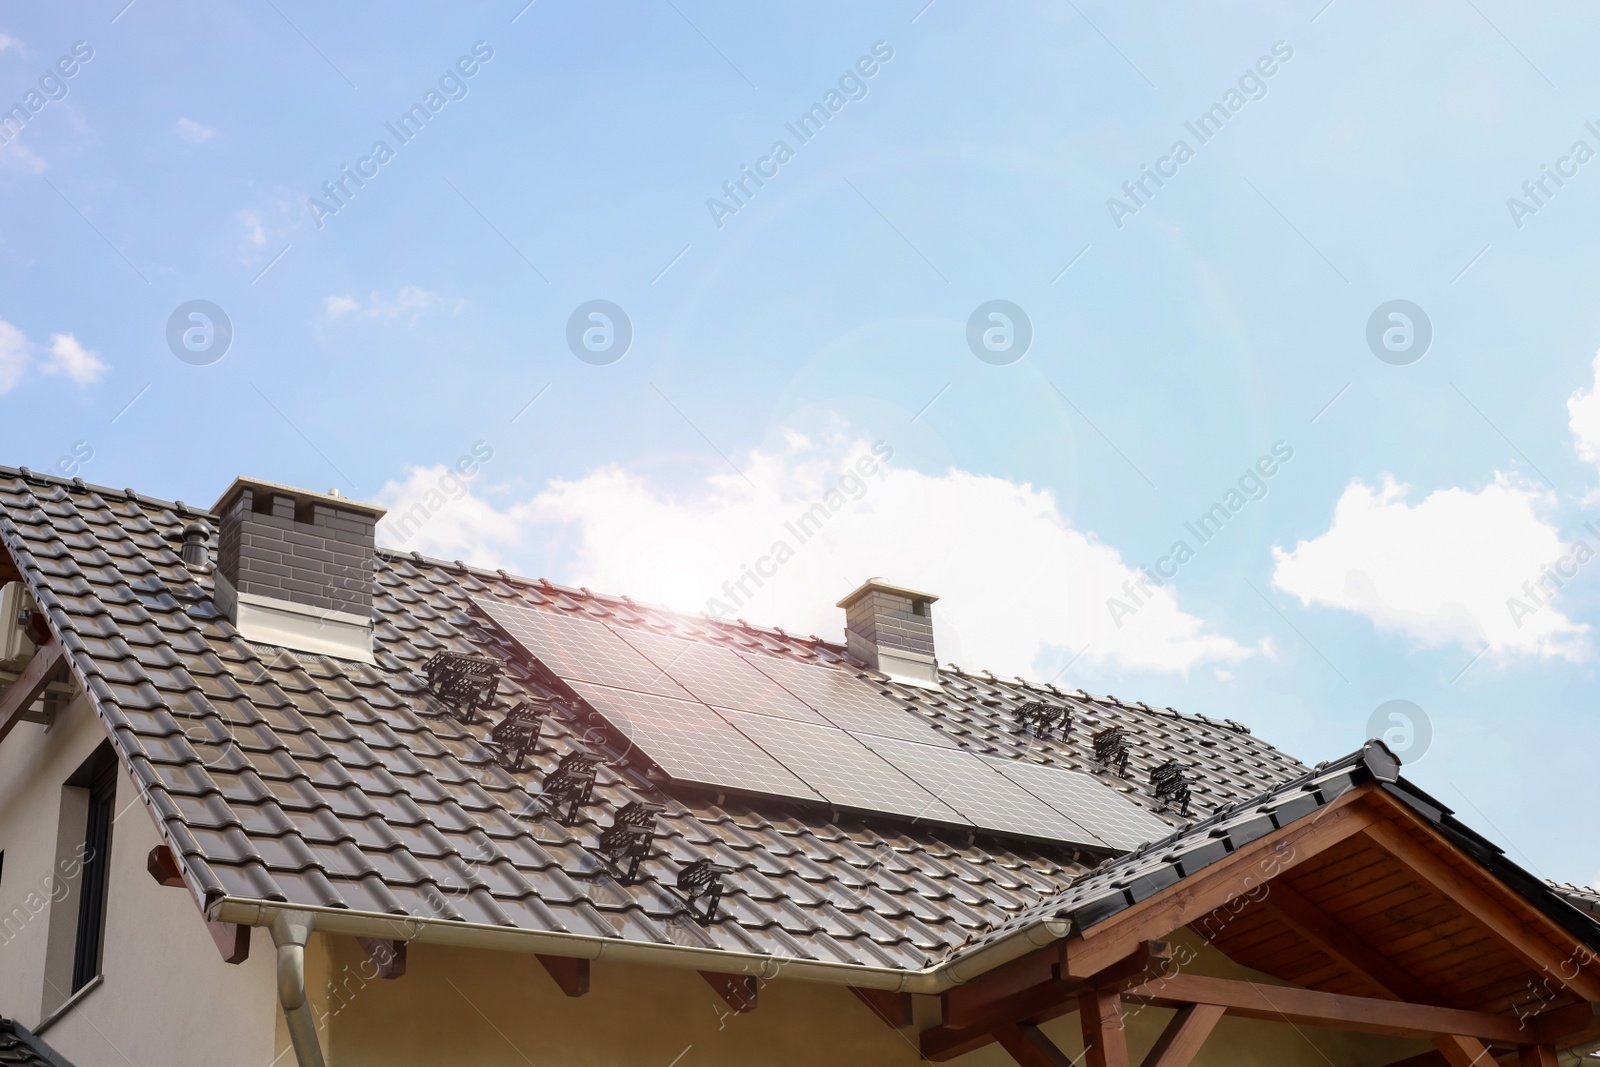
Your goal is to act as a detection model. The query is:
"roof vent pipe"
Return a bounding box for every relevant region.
[836,578,942,690]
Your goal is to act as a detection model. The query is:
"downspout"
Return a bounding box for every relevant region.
[270,911,328,1067]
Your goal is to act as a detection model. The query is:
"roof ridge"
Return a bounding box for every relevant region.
[0,464,213,518]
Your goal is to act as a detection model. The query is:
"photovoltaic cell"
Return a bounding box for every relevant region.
[855,734,1104,847]
[984,756,1173,852]
[477,600,689,698]
[565,680,822,802]
[725,712,970,826]
[738,652,958,747]
[610,627,828,724]
[477,596,1172,849]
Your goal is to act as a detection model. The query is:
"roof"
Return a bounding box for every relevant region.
[955,740,1600,959]
[0,467,1336,973]
[0,1020,74,1067]
[1554,881,1600,919]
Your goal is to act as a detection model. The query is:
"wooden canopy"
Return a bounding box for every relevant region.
[885,780,1600,1067]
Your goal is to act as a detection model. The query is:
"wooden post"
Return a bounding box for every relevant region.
[1078,988,1129,1067]
[1517,1045,1558,1067]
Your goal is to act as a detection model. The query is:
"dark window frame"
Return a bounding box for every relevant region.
[68,745,116,992]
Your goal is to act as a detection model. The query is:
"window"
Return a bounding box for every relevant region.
[44,742,117,1012]
[71,748,116,992]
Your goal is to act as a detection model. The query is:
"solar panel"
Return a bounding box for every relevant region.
[984,756,1173,852]
[565,680,822,803]
[855,734,1104,847]
[477,600,689,699]
[725,712,971,826]
[610,627,829,724]
[738,652,959,747]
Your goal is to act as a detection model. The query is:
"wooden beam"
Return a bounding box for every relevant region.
[849,986,914,1028]
[925,941,1172,1061]
[700,971,758,1014]
[1064,794,1379,979]
[536,954,589,997]
[207,921,250,965]
[1530,999,1600,1046]
[0,633,63,747]
[1080,987,1130,1067]
[995,1022,1077,1067]
[1091,941,1173,995]
[356,937,406,979]
[1517,1046,1558,1067]
[1362,817,1600,1003]
[923,977,1080,1061]
[1126,972,1529,1045]
[1258,881,1494,1067]
[942,945,1061,1028]
[1140,1003,1224,1067]
[146,844,185,888]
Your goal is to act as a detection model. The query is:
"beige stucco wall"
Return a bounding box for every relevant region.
[0,690,279,1067]
[313,928,1424,1067]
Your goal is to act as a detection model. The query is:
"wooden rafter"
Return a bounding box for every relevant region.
[700,971,758,1014]
[0,631,64,747]
[356,937,407,979]
[1259,881,1492,1066]
[1361,812,1600,1004]
[1063,795,1379,980]
[849,986,914,1028]
[536,954,589,997]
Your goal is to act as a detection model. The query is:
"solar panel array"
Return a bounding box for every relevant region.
[476,597,1173,850]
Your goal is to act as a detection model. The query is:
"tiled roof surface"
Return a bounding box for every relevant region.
[0,469,1311,971]
[957,742,1600,959]
[0,1021,73,1067]
[1553,882,1600,918]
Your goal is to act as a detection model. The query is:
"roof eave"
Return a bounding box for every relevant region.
[210,896,1073,995]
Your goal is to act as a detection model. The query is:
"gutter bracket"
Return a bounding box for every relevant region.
[270,910,328,1067]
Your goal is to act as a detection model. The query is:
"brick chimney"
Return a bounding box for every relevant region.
[837,578,941,689]
[211,477,386,663]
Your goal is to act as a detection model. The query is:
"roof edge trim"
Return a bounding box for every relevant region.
[210,898,1073,994]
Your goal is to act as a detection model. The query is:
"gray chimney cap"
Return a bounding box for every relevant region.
[837,577,939,609]
[211,476,387,520]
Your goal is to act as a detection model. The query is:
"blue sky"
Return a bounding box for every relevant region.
[2,1,1598,886]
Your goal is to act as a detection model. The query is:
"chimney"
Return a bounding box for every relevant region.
[837,578,941,689]
[211,477,386,663]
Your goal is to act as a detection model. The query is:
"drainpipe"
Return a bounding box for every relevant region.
[270,911,327,1067]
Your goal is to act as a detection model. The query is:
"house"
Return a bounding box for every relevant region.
[0,467,1596,1067]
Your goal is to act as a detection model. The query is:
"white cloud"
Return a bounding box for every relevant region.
[324,286,435,323]
[1568,348,1600,473]
[0,33,21,55]
[0,138,46,174]
[238,210,266,247]
[1272,475,1586,660]
[41,333,107,384]
[0,321,28,395]
[0,320,106,393]
[373,432,1258,678]
[175,117,216,143]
